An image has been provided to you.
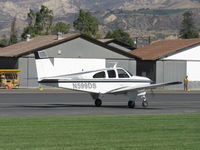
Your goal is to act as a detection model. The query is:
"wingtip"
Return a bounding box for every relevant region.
[169,81,182,85]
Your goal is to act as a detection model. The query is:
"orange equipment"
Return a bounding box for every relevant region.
[0,69,21,89]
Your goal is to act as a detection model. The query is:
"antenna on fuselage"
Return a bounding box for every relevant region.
[113,63,117,68]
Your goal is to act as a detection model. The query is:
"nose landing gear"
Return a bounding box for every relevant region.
[141,96,148,108]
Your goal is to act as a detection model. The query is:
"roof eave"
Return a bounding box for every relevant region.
[14,33,82,57]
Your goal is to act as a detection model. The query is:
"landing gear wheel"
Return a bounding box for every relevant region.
[142,101,148,108]
[128,100,135,108]
[95,99,102,107]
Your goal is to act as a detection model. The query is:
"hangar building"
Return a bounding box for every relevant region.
[130,38,200,89]
[0,33,137,88]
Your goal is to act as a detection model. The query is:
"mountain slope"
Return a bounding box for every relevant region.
[1,0,200,40]
[119,0,200,10]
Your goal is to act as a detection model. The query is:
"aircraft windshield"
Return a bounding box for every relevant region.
[93,71,106,78]
[117,69,130,78]
[127,70,133,76]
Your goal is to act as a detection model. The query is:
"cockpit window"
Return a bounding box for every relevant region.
[107,70,116,78]
[117,69,130,78]
[93,71,105,78]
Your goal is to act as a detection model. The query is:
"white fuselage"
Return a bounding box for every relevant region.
[59,78,150,94]
[41,67,152,94]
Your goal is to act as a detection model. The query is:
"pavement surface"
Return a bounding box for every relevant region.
[0,89,199,117]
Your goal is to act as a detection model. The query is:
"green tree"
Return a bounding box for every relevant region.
[35,5,53,34]
[52,22,70,34]
[179,11,199,39]
[9,34,17,45]
[21,5,53,39]
[105,29,134,46]
[9,16,18,45]
[21,9,37,39]
[73,10,99,37]
[0,36,8,46]
[0,40,6,46]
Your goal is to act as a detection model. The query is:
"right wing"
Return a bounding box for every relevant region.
[105,81,182,94]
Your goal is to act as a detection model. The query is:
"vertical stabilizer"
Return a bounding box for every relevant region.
[34,51,55,81]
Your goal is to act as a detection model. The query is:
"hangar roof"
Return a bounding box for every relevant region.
[129,38,200,60]
[0,33,138,59]
[99,39,136,50]
[0,33,80,57]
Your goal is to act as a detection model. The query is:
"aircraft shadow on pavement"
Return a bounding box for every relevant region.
[16,104,161,110]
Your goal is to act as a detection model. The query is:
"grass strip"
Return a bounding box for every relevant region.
[0,114,200,150]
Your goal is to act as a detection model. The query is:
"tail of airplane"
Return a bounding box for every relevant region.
[34,50,106,81]
[34,51,55,81]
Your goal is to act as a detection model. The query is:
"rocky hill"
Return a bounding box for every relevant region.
[1,0,200,41]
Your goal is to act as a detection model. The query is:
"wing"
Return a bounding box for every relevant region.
[136,81,182,90]
[105,81,182,94]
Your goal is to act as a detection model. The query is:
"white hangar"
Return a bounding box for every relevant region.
[130,38,200,89]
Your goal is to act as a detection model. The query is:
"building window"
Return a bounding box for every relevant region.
[107,70,116,78]
[93,71,105,78]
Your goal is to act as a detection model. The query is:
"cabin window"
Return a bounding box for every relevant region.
[117,69,129,78]
[107,70,116,78]
[93,71,105,78]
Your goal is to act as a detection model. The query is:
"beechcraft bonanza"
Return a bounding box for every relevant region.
[34,51,181,108]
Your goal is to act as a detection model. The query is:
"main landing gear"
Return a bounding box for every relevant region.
[91,94,103,107]
[95,98,102,107]
[127,91,149,108]
[128,99,148,108]
[128,100,135,108]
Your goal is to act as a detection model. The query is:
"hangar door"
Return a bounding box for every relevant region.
[156,60,186,89]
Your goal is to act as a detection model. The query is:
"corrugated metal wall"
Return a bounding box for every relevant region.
[18,57,38,88]
[156,60,186,89]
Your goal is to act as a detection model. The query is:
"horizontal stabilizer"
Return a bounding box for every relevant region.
[34,51,48,59]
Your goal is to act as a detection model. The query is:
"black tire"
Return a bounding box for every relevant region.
[142,101,148,108]
[128,100,135,108]
[95,99,102,107]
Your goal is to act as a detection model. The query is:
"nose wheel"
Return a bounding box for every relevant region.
[142,101,148,107]
[141,96,148,108]
[95,98,102,107]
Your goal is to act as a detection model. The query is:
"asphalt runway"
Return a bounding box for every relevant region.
[0,92,200,117]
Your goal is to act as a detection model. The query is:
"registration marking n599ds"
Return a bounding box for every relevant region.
[73,82,97,90]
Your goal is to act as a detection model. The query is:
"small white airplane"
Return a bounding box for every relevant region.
[34,51,181,108]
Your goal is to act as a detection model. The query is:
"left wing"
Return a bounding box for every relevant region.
[105,81,182,94]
